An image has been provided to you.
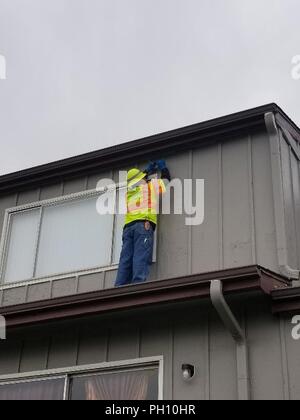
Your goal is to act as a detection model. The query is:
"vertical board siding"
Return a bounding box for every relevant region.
[0,126,299,399]
[283,314,300,400]
[248,135,257,265]
[279,317,290,401]
[139,315,174,400]
[222,136,253,269]
[39,183,63,201]
[46,325,79,369]
[0,195,17,235]
[17,189,40,206]
[172,301,210,400]
[191,145,220,273]
[208,310,238,400]
[0,128,299,300]
[19,337,50,373]
[107,324,140,362]
[77,321,108,366]
[0,297,300,400]
[0,131,288,305]
[280,133,298,269]
[251,132,278,272]
[63,177,88,196]
[246,296,285,400]
[156,152,190,280]
[290,151,300,268]
[87,171,114,190]
[0,336,22,375]
[0,129,298,305]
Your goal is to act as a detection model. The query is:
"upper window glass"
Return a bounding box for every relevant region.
[35,196,113,278]
[4,208,41,283]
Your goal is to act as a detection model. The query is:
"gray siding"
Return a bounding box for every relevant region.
[0,295,300,400]
[1,128,300,306]
[251,132,278,270]
[279,128,300,269]
[156,151,192,279]
[1,114,300,400]
[0,194,18,234]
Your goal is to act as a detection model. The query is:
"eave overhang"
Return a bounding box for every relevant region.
[0,103,299,196]
[272,287,300,315]
[0,265,290,329]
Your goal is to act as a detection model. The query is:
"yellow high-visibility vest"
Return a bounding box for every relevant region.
[125,179,166,226]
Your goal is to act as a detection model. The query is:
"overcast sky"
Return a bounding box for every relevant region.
[0,0,299,176]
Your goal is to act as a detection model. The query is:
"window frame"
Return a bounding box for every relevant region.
[0,186,124,286]
[0,356,164,401]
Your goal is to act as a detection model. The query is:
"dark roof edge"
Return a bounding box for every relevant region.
[272,286,300,315]
[1,103,298,196]
[0,265,290,329]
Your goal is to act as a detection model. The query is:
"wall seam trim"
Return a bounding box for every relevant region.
[218,144,224,270]
[279,317,290,401]
[248,134,257,265]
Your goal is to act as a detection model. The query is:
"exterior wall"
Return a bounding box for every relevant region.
[279,128,300,270]
[1,127,299,305]
[0,294,299,400]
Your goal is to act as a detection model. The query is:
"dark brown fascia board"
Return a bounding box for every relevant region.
[272,287,300,315]
[0,265,290,329]
[0,103,298,196]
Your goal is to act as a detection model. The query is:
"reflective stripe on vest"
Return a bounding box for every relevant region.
[125,179,166,225]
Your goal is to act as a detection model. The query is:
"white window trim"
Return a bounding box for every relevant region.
[0,186,122,287]
[0,356,164,400]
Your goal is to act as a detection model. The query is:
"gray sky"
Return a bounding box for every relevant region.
[0,0,299,176]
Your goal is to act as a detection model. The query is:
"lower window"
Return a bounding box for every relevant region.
[0,377,65,401]
[0,364,160,401]
[70,368,158,401]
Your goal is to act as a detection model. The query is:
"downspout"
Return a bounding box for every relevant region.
[210,280,250,401]
[265,112,300,285]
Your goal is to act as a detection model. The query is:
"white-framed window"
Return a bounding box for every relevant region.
[0,188,125,285]
[0,357,163,401]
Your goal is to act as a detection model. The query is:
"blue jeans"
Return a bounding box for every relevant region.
[115,221,154,286]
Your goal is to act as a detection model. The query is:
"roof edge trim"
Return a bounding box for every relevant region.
[0,265,290,328]
[1,103,298,195]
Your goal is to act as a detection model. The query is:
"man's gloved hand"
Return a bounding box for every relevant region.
[145,161,157,175]
[156,160,167,171]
